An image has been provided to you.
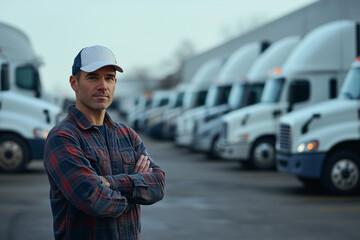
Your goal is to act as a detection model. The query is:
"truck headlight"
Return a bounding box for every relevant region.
[228,134,248,144]
[33,128,49,139]
[297,140,319,153]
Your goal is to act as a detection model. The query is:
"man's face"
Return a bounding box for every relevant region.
[71,66,117,113]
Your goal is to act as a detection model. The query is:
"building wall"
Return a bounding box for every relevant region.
[182,0,360,83]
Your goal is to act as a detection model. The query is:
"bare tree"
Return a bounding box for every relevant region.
[129,66,151,82]
[220,15,270,42]
[174,39,196,64]
[158,39,196,88]
[122,39,196,91]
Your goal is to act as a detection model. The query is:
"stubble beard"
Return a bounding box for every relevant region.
[78,93,112,112]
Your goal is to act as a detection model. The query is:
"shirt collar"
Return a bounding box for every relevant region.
[68,105,117,130]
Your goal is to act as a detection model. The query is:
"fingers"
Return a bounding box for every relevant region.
[134,155,145,172]
[134,155,152,173]
[99,176,110,188]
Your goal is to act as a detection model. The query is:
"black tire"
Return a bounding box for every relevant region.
[322,150,360,195]
[249,137,276,170]
[0,134,30,173]
[207,136,220,159]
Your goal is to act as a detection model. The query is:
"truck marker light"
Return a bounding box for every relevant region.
[307,142,315,150]
[270,67,282,75]
[305,140,319,151]
[242,134,249,141]
[355,56,360,62]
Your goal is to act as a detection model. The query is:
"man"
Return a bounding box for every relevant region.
[44,45,165,240]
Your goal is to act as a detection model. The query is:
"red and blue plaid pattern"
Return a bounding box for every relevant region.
[44,106,165,240]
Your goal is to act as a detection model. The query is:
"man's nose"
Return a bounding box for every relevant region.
[97,77,108,90]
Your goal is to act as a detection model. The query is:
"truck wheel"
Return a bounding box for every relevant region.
[208,136,220,159]
[250,138,275,170]
[322,150,360,195]
[0,134,30,173]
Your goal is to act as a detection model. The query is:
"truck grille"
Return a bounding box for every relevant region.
[279,124,291,153]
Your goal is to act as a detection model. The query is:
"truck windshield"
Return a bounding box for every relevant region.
[261,77,285,103]
[246,83,265,105]
[183,89,207,109]
[136,97,151,112]
[151,93,169,108]
[205,85,232,107]
[339,67,360,99]
[228,82,248,109]
[174,92,184,108]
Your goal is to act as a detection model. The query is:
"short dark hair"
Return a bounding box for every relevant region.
[74,71,81,80]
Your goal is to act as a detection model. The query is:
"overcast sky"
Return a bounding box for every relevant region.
[0,0,317,98]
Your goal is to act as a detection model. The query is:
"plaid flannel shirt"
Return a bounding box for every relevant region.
[44,106,165,240]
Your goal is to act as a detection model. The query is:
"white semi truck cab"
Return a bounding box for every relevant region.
[137,90,171,132]
[175,42,267,148]
[146,88,185,139]
[174,58,224,146]
[216,20,359,170]
[276,58,360,195]
[0,23,62,173]
[192,37,300,158]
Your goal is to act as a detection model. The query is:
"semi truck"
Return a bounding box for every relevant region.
[276,57,360,195]
[162,58,225,140]
[175,42,268,147]
[174,58,225,146]
[192,37,299,158]
[216,20,358,170]
[0,22,62,173]
[126,92,153,130]
[146,86,185,139]
[136,89,171,132]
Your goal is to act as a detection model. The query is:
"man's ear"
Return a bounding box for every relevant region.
[69,75,78,92]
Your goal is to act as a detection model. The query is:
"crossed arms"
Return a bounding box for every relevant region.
[100,154,152,187]
[44,130,165,218]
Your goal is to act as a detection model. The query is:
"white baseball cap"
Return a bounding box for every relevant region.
[72,45,123,75]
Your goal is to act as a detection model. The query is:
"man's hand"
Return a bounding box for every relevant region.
[99,176,110,188]
[134,155,153,173]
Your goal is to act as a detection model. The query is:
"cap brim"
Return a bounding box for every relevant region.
[81,62,123,73]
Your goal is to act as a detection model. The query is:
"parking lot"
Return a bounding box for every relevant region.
[1,131,360,240]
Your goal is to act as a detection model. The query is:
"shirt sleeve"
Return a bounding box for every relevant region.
[105,128,166,205]
[44,129,133,218]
